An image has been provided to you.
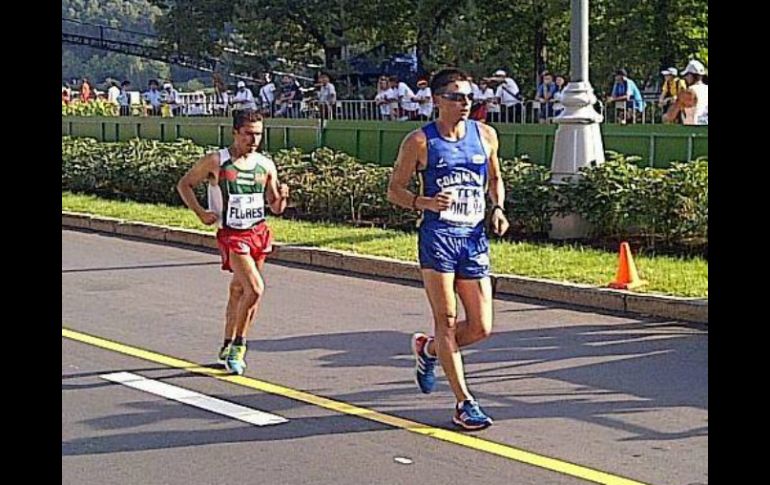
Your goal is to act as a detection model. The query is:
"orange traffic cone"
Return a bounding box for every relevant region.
[608,242,646,290]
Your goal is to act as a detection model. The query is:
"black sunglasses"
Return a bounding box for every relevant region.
[438,92,474,102]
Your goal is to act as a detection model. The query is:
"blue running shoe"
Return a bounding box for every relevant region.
[412,332,437,393]
[225,344,247,376]
[453,399,493,430]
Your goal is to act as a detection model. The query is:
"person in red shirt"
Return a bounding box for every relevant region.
[80,78,92,103]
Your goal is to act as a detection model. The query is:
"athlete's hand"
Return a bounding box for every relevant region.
[278,183,290,200]
[429,192,454,211]
[490,208,510,236]
[197,210,219,226]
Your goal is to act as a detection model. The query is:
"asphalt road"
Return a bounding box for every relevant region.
[62,229,708,485]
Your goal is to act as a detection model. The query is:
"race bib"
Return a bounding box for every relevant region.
[226,193,265,229]
[439,186,486,226]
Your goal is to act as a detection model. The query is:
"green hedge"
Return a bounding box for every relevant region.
[62,100,119,117]
[562,152,708,246]
[61,137,707,246]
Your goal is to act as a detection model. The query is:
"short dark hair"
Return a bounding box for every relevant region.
[388,75,399,83]
[121,80,131,87]
[430,68,470,94]
[232,109,263,130]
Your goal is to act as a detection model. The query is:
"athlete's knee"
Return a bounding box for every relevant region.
[475,322,493,340]
[467,314,493,340]
[241,281,264,305]
[435,312,459,331]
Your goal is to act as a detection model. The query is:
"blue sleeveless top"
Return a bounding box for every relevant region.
[417,120,488,236]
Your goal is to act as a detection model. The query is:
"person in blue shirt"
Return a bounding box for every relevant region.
[535,71,559,122]
[607,68,646,123]
[387,68,510,430]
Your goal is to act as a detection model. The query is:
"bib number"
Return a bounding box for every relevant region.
[439,186,485,226]
[226,193,265,229]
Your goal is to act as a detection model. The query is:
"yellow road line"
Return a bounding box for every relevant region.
[63,327,649,485]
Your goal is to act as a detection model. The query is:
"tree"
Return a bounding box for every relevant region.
[74,0,707,97]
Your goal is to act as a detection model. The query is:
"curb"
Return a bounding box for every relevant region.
[62,212,707,324]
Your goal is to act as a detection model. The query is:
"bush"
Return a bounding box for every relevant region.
[562,151,708,245]
[62,136,207,204]
[499,158,558,236]
[61,137,708,248]
[62,100,119,117]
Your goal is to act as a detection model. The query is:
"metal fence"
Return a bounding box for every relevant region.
[84,94,677,125]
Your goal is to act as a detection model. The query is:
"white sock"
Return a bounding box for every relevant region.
[457,397,475,409]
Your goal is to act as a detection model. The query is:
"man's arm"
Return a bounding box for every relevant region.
[663,87,697,123]
[265,163,289,214]
[176,153,220,225]
[479,124,510,236]
[387,130,451,212]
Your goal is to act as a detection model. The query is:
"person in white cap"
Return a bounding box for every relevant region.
[491,69,522,123]
[232,80,257,112]
[664,60,708,125]
[161,82,181,117]
[658,67,687,120]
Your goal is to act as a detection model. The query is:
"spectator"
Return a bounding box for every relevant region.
[118,80,132,116]
[658,67,687,122]
[232,80,257,111]
[374,75,393,120]
[107,81,121,109]
[482,77,501,123]
[553,74,568,117]
[161,82,181,117]
[62,84,71,105]
[664,60,708,125]
[212,74,230,116]
[275,75,300,118]
[535,71,558,122]
[143,80,162,116]
[389,75,418,121]
[492,69,523,122]
[469,75,485,121]
[412,78,433,121]
[607,68,645,124]
[317,72,337,119]
[385,77,400,120]
[258,73,276,115]
[80,77,92,103]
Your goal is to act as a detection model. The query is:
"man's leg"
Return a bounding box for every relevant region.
[229,253,265,338]
[218,277,241,362]
[220,262,263,362]
[421,269,472,404]
[223,252,265,374]
[224,277,242,342]
[422,269,493,430]
[454,277,494,345]
[424,276,493,357]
